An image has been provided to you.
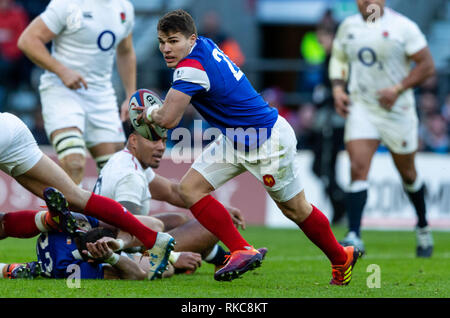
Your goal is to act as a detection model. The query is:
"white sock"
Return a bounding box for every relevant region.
[35,211,48,232]
[0,263,7,278]
[403,176,423,193]
[348,180,369,193]
[204,244,219,262]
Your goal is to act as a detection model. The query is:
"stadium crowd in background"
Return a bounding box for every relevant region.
[0,0,449,155]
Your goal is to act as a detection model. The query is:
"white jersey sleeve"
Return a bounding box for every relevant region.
[123,0,135,37]
[329,20,350,80]
[331,20,350,62]
[402,19,427,56]
[114,173,148,206]
[144,168,156,184]
[40,0,76,35]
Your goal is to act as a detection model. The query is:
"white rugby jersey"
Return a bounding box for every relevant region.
[94,149,156,215]
[39,0,134,92]
[332,8,427,111]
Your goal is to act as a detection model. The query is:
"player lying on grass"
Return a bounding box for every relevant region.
[0,209,238,280]
[0,112,174,279]
[0,209,243,280]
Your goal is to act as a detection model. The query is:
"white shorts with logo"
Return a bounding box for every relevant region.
[191,116,303,202]
[40,85,126,148]
[344,101,418,154]
[0,113,43,177]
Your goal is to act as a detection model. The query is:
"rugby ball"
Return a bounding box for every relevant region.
[128,89,167,141]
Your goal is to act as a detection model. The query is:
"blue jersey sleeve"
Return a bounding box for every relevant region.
[172,80,206,97]
[172,57,210,97]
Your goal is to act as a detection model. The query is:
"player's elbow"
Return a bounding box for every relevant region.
[426,59,436,78]
[17,32,28,53]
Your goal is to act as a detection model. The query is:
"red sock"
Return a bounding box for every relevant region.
[190,195,251,252]
[298,205,347,265]
[2,211,40,238]
[83,193,157,249]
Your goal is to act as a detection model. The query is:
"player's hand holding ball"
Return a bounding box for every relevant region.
[128,89,167,141]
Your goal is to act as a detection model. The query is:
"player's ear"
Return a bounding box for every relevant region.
[188,33,197,46]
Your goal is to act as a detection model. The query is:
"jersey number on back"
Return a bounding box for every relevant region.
[212,48,243,81]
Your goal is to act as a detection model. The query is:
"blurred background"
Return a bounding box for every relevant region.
[0,0,449,228]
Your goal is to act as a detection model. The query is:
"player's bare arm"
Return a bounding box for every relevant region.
[146,88,192,129]
[378,47,435,110]
[117,33,137,122]
[18,17,88,90]
[331,80,351,118]
[84,239,147,280]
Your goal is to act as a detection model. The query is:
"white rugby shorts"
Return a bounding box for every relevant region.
[40,85,126,148]
[0,113,43,177]
[192,115,303,202]
[344,100,419,154]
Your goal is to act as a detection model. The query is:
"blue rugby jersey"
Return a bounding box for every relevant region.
[36,213,105,279]
[171,36,278,150]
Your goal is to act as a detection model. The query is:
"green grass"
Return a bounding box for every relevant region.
[0,226,449,298]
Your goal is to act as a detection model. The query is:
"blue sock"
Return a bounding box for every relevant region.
[405,185,428,228]
[345,190,368,237]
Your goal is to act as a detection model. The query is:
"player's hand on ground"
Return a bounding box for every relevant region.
[58,67,88,90]
[172,252,202,271]
[226,206,246,230]
[377,86,399,111]
[84,240,114,261]
[332,86,350,118]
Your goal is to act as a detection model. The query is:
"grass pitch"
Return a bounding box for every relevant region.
[0,226,449,298]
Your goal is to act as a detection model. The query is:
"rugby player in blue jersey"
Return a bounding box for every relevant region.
[136,9,361,285]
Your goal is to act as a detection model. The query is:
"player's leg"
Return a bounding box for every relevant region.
[50,127,87,186]
[390,151,433,257]
[84,93,126,173]
[179,168,251,253]
[341,138,379,253]
[0,210,52,239]
[274,190,360,285]
[40,86,87,186]
[178,139,264,281]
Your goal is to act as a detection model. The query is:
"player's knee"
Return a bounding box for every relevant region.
[178,181,198,206]
[151,218,165,232]
[53,131,86,180]
[350,160,369,179]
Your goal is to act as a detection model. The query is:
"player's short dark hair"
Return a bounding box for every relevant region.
[157,9,197,38]
[75,227,118,262]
